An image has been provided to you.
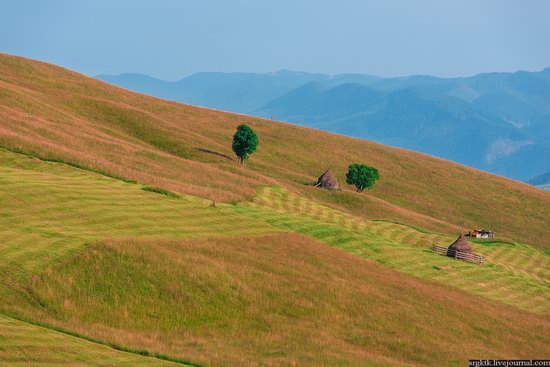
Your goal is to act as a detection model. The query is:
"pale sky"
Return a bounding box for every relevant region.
[1,0,549,80]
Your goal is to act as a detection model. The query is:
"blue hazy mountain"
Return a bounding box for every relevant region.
[528,170,550,189]
[257,69,550,181]
[96,71,382,114]
[97,70,331,113]
[96,68,550,182]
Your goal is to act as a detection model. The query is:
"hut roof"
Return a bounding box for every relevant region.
[447,234,473,255]
[316,170,339,189]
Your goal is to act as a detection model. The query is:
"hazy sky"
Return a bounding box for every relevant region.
[2,0,549,80]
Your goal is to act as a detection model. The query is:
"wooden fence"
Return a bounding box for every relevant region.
[432,245,484,264]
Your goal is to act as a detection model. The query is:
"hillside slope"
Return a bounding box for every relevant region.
[98,67,550,181]
[27,236,550,367]
[1,54,549,366]
[0,53,548,249]
[256,73,550,180]
[0,149,547,365]
[0,315,183,366]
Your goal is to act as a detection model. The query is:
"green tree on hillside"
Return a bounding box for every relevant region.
[232,124,258,164]
[346,163,380,192]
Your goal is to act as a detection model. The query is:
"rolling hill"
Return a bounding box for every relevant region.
[1,53,549,366]
[0,148,548,366]
[99,68,550,181]
[1,53,548,247]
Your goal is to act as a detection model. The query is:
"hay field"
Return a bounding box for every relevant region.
[0,314,185,366]
[0,149,548,366]
[0,53,549,366]
[234,186,550,314]
[1,53,548,248]
[24,236,550,366]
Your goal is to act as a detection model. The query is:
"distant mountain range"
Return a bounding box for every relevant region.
[528,170,550,189]
[96,68,550,184]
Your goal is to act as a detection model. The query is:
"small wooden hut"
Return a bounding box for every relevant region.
[315,170,339,189]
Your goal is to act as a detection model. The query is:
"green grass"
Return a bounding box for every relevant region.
[0,149,280,365]
[232,186,550,314]
[0,314,183,366]
[1,53,549,367]
[24,236,550,367]
[0,149,279,280]
[69,98,194,160]
[1,52,549,249]
[0,149,549,366]
[0,144,138,183]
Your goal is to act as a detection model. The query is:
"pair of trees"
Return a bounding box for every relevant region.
[231,124,379,192]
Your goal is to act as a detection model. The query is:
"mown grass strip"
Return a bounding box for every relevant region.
[0,312,201,366]
[142,185,180,198]
[0,144,138,183]
[0,149,280,277]
[232,186,550,314]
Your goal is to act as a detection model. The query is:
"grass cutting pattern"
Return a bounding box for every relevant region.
[0,149,279,279]
[234,186,550,314]
[0,314,184,366]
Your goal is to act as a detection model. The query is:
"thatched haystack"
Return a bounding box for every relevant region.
[447,234,473,257]
[315,170,339,189]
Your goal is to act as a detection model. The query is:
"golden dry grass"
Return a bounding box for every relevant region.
[0,314,183,366]
[0,53,548,249]
[24,235,550,367]
[0,146,548,366]
[235,186,550,314]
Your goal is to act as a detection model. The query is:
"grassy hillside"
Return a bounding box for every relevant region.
[234,187,549,314]
[1,53,549,366]
[0,148,277,280]
[0,148,548,366]
[23,236,550,366]
[0,53,548,249]
[0,315,183,366]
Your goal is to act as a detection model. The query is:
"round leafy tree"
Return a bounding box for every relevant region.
[346,163,380,192]
[232,124,258,164]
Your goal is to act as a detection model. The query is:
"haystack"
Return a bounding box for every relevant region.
[447,234,473,257]
[315,170,339,189]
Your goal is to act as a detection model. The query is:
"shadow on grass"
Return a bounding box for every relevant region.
[193,147,233,161]
[142,185,180,199]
